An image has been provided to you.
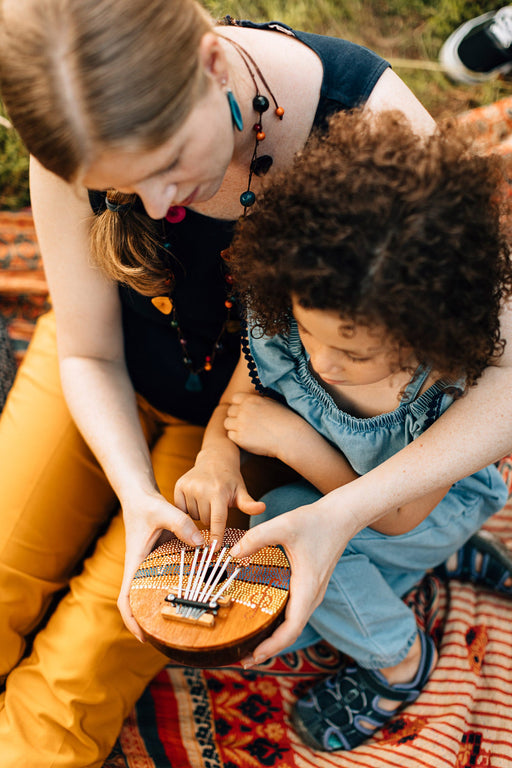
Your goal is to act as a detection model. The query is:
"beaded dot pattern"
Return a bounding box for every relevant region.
[131,528,290,617]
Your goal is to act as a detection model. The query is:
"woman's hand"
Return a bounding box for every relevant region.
[225,393,312,460]
[174,445,266,545]
[228,491,360,666]
[118,489,205,640]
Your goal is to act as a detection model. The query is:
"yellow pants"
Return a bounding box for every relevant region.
[0,310,210,767]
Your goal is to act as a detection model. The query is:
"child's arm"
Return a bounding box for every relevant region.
[224,392,358,491]
[174,356,266,544]
[225,394,451,534]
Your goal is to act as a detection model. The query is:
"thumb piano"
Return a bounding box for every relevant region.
[129,528,290,667]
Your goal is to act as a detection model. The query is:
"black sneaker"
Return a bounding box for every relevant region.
[440,7,512,84]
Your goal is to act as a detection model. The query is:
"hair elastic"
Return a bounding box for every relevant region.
[105,196,132,213]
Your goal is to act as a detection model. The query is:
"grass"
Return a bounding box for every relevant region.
[206,0,512,116]
[2,0,512,209]
[0,118,30,210]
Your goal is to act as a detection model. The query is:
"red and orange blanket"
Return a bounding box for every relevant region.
[2,98,512,768]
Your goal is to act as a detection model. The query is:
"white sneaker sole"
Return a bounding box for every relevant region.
[439,10,512,84]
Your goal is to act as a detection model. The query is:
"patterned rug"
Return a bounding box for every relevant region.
[3,98,512,768]
[0,207,49,364]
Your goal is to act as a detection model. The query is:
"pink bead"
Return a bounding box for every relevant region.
[165,206,187,224]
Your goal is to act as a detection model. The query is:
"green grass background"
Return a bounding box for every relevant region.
[2,0,511,209]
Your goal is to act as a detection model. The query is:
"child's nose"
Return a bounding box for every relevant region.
[310,346,340,373]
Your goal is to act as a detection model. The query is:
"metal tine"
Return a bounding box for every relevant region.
[188,540,217,613]
[182,546,200,614]
[189,545,209,598]
[190,607,207,620]
[200,553,233,607]
[178,548,185,599]
[191,541,216,602]
[197,545,227,604]
[189,542,226,620]
[210,565,241,604]
[183,544,210,618]
[190,549,232,621]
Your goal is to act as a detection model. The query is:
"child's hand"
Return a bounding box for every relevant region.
[225,393,305,460]
[174,446,265,544]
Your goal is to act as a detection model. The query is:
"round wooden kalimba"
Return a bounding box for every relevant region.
[129,528,290,667]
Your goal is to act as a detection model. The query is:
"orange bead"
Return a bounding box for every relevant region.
[204,362,212,372]
[275,106,285,118]
[224,299,233,309]
[151,296,173,315]
[256,131,265,142]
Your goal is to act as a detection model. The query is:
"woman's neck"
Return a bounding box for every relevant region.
[192,24,322,221]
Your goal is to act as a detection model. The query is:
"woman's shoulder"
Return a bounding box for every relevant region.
[235,19,390,110]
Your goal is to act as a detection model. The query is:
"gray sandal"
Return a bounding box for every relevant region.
[435,530,512,594]
[291,630,435,752]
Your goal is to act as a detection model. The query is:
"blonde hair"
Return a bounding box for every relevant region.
[0,0,215,294]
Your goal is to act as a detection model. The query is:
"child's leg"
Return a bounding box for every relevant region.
[258,469,506,750]
[291,537,439,751]
[259,483,435,751]
[258,467,507,658]
[253,482,425,662]
[256,481,425,653]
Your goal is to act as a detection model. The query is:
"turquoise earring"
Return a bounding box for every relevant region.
[226,89,243,131]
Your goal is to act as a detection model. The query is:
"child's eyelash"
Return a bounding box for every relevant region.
[296,322,372,362]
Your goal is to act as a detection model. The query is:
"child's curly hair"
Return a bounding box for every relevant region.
[230,109,512,386]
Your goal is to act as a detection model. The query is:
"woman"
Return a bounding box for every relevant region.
[0,0,509,765]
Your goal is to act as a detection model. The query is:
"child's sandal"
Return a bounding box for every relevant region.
[291,630,436,752]
[435,530,512,593]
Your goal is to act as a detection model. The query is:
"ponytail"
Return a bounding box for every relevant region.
[89,190,173,296]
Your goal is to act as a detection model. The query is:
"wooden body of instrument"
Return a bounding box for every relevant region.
[129,528,290,667]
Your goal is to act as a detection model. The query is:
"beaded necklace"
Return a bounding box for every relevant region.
[153,37,284,393]
[222,33,285,211]
[151,233,237,392]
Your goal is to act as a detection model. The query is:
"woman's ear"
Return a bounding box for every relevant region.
[198,31,228,85]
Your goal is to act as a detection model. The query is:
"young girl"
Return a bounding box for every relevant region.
[176,110,512,750]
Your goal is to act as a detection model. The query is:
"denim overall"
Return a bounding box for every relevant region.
[248,321,508,667]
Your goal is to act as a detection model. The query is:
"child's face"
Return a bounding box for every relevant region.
[292,301,405,388]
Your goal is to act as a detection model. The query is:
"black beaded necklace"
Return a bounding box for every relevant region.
[153,36,284,392]
[223,34,285,212]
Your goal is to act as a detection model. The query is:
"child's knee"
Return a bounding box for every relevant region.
[254,481,322,524]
